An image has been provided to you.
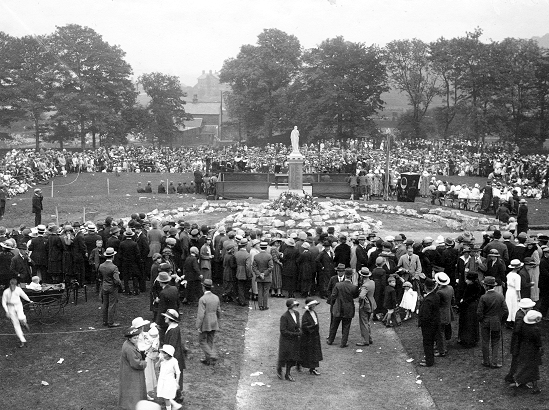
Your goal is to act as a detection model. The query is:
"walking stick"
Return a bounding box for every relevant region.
[501,329,504,366]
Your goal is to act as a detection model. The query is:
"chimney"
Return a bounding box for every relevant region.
[193,94,198,103]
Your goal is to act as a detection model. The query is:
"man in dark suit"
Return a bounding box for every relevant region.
[418,278,440,367]
[485,250,507,294]
[155,271,180,343]
[333,235,351,268]
[28,225,48,281]
[118,228,141,295]
[482,230,510,266]
[134,223,150,293]
[477,276,509,368]
[327,268,359,347]
[355,235,369,273]
[316,241,335,298]
[502,231,516,261]
[183,246,202,305]
[72,222,88,285]
[31,188,43,226]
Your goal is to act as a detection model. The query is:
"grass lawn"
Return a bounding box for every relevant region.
[0,284,248,410]
[395,317,549,410]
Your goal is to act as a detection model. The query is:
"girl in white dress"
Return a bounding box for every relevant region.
[506,260,523,326]
[399,281,418,321]
[157,344,181,410]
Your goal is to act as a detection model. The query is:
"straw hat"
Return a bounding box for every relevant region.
[160,344,175,356]
[508,259,524,269]
[161,309,179,322]
[518,298,536,309]
[434,272,450,286]
[131,317,150,328]
[523,310,542,325]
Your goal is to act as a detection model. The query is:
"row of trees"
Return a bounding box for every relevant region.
[0,24,189,149]
[220,28,549,145]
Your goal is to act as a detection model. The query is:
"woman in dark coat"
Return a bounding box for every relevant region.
[480,182,493,213]
[457,272,484,348]
[162,308,187,402]
[297,243,316,297]
[299,297,323,375]
[46,226,64,283]
[371,260,387,321]
[0,241,15,288]
[281,239,299,298]
[513,310,543,394]
[277,298,301,382]
[118,327,147,410]
[517,200,529,235]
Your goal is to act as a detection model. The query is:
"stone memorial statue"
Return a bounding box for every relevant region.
[290,126,300,154]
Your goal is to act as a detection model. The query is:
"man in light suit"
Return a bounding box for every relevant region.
[477,276,508,368]
[97,247,122,327]
[252,242,273,310]
[196,279,221,365]
[327,268,359,347]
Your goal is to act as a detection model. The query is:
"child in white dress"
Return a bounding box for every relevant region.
[157,344,181,410]
[399,281,418,321]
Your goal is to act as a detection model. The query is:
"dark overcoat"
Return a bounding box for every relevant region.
[299,309,323,369]
[118,339,147,410]
[278,310,301,363]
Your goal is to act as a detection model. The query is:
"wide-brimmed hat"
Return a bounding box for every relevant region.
[203,279,213,289]
[123,228,134,237]
[37,224,47,234]
[286,238,296,247]
[124,327,141,338]
[0,240,15,250]
[322,240,331,247]
[160,344,175,356]
[190,246,199,255]
[286,298,299,308]
[519,199,527,204]
[190,229,199,236]
[301,242,310,249]
[402,281,412,288]
[161,309,179,322]
[523,310,542,325]
[482,276,497,287]
[131,317,150,328]
[305,297,319,307]
[250,239,260,247]
[508,259,524,269]
[104,247,116,258]
[157,271,171,283]
[518,298,536,309]
[523,257,537,266]
[270,238,282,246]
[488,249,500,257]
[444,237,455,247]
[432,265,445,273]
[435,272,450,286]
[358,267,371,277]
[336,263,346,271]
[110,226,121,235]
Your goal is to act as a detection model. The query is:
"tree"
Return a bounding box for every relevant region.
[50,24,136,149]
[0,32,26,128]
[138,72,190,147]
[10,35,57,151]
[385,39,440,139]
[295,36,388,141]
[219,28,301,141]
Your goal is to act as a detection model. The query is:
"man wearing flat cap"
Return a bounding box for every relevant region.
[197,279,221,365]
[477,276,508,368]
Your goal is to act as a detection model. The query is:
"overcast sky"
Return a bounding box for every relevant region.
[1,0,548,85]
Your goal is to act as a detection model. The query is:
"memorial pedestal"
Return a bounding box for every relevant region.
[287,153,304,190]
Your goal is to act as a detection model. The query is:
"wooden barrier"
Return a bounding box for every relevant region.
[215,181,271,200]
[312,182,352,199]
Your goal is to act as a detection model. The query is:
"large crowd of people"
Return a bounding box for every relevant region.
[2,138,549,201]
[1,137,549,406]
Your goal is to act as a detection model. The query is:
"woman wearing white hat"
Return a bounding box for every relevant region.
[506,260,524,328]
[511,310,543,394]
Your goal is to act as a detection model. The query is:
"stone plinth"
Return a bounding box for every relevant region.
[287,153,304,190]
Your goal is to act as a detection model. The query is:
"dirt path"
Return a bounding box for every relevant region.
[235,296,436,410]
